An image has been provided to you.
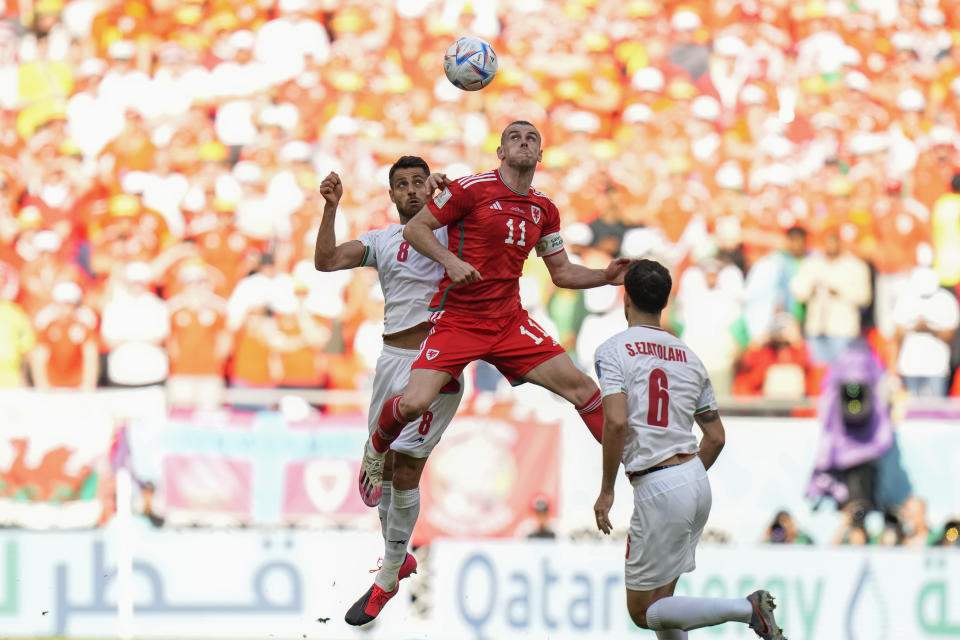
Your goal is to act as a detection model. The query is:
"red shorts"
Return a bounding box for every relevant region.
[412,307,566,384]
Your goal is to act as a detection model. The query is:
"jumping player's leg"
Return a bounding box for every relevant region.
[348,374,463,626]
[374,375,461,592]
[360,367,451,505]
[378,452,394,541]
[361,316,483,506]
[371,368,452,452]
[522,353,604,443]
[485,309,604,442]
[373,452,427,593]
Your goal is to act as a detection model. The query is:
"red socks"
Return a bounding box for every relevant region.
[372,395,410,453]
[577,389,604,443]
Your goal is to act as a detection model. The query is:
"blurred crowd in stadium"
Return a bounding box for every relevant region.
[1,0,960,407]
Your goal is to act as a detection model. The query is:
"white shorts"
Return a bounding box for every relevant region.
[368,344,463,458]
[625,457,711,591]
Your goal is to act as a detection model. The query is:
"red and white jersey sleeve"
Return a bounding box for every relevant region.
[594,325,716,473]
[427,178,476,227]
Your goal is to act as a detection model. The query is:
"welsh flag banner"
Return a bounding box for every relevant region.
[0,390,120,528]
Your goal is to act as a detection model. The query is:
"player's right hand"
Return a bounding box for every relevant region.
[445,257,481,286]
[319,171,343,207]
[594,489,614,535]
[426,172,451,192]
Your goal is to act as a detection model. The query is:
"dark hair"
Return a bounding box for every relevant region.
[624,259,671,314]
[785,225,807,238]
[951,173,960,193]
[501,120,540,145]
[388,156,430,189]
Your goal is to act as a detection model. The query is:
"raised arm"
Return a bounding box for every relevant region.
[313,172,365,272]
[403,206,481,285]
[543,249,632,289]
[694,409,726,470]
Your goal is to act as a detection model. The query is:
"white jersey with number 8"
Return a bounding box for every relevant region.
[594,324,717,474]
[358,224,447,335]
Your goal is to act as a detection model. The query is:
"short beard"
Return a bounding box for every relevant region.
[506,155,538,171]
[398,204,420,221]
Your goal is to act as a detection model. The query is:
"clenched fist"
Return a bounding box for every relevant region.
[319,172,343,208]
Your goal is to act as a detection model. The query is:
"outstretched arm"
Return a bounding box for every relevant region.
[403,206,481,285]
[314,172,365,272]
[543,249,632,289]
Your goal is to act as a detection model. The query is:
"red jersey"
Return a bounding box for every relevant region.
[426,170,564,318]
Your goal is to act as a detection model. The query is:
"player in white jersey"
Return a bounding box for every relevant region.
[312,157,464,626]
[592,260,786,640]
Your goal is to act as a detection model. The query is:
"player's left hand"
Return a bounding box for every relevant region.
[604,257,634,285]
[427,173,451,192]
[594,490,614,535]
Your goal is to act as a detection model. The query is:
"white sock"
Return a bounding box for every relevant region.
[646,597,752,631]
[656,630,688,639]
[374,487,419,592]
[378,481,393,544]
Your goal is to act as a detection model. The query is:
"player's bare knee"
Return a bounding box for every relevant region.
[398,394,430,420]
[574,373,599,406]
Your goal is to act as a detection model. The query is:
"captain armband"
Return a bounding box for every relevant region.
[535,232,564,257]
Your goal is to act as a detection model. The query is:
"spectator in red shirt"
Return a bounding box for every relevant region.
[734,313,811,398]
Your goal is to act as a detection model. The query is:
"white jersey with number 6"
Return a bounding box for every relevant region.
[358,224,448,335]
[594,324,717,474]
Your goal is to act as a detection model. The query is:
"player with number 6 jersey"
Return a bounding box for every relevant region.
[592,259,786,640]
[312,156,465,627]
[361,120,634,516]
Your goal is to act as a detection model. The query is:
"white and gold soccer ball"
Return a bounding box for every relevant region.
[443,36,498,91]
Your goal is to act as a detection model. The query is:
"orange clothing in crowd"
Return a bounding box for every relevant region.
[228,315,273,387]
[275,313,323,388]
[19,258,87,314]
[871,208,929,274]
[195,228,256,293]
[33,303,98,388]
[913,153,956,210]
[103,128,156,173]
[167,294,228,376]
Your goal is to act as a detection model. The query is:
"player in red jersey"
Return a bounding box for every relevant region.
[346,121,631,622]
[358,119,631,506]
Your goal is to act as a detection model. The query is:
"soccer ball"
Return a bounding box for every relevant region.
[443,37,498,91]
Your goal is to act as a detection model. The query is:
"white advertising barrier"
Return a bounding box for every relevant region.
[431,540,960,640]
[0,527,422,639]
[559,416,960,545]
